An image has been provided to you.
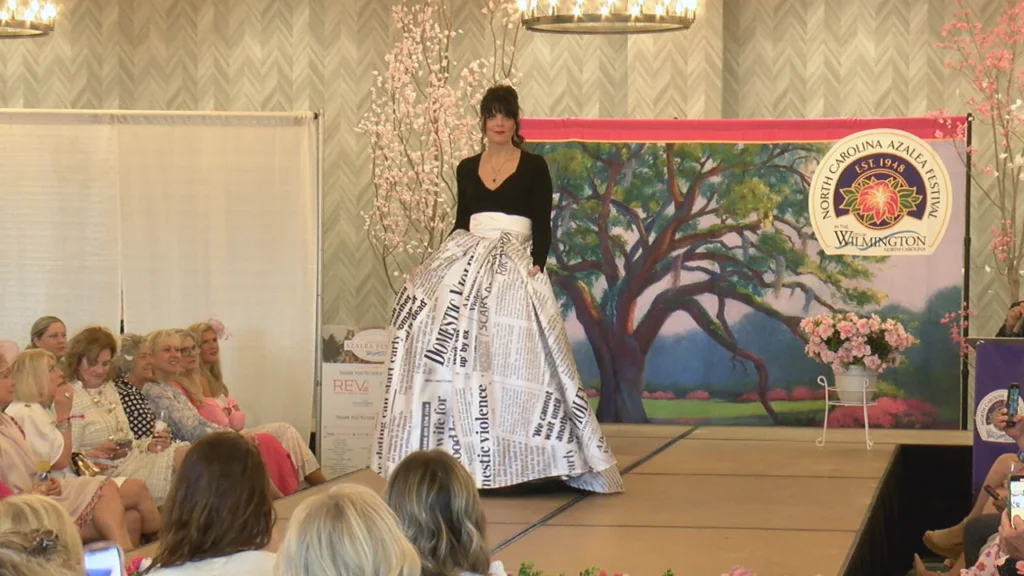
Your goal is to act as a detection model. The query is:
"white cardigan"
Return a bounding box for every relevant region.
[143,551,276,576]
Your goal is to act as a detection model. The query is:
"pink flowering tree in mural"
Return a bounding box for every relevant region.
[933,0,1024,300]
[358,0,522,292]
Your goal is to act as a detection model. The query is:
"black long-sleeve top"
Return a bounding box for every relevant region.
[997,300,1024,337]
[451,150,554,270]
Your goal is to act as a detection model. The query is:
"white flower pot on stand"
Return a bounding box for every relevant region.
[815,365,879,451]
[833,364,878,405]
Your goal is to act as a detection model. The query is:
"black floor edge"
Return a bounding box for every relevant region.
[491,425,701,554]
[837,443,900,576]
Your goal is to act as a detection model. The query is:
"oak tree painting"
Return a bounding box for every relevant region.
[531,142,886,424]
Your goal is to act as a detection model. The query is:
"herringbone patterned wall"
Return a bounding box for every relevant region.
[0,0,1010,340]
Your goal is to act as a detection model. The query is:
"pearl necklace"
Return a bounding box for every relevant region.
[79,382,132,444]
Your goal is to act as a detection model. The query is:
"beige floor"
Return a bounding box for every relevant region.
[133,424,972,575]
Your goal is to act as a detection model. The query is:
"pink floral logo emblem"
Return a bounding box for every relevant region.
[838,174,923,231]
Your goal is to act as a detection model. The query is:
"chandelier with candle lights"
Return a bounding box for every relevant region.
[0,0,57,38]
[518,0,697,35]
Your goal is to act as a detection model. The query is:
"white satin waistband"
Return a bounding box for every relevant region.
[469,212,532,238]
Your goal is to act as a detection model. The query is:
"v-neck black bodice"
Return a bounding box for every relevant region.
[451,150,554,269]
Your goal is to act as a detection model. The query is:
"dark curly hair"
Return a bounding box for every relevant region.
[479,85,524,147]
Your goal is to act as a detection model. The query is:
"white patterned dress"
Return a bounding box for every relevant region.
[68,381,187,504]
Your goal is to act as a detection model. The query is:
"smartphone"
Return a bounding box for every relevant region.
[1009,474,1024,528]
[83,540,123,576]
[1008,383,1021,427]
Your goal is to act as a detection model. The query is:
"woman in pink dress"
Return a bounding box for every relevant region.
[0,346,135,552]
[189,321,326,486]
[142,329,297,497]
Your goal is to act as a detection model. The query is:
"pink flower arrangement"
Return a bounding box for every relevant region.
[684,390,711,400]
[799,312,917,373]
[584,388,599,398]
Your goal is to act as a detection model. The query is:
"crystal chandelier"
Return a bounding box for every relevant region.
[0,0,57,38]
[518,0,697,35]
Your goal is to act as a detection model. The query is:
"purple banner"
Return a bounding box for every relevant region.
[973,338,1024,493]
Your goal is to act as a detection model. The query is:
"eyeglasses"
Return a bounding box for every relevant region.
[178,346,197,356]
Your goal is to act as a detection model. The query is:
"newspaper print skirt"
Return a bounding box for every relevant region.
[371,212,623,493]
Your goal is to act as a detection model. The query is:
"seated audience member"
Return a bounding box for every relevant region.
[8,349,161,547]
[386,450,505,576]
[25,316,67,365]
[114,334,180,443]
[0,346,136,552]
[917,407,1024,575]
[917,508,1024,576]
[141,431,278,575]
[188,322,327,486]
[143,329,294,497]
[65,327,188,506]
[998,301,1024,337]
[923,452,1014,564]
[275,483,421,576]
[0,494,84,572]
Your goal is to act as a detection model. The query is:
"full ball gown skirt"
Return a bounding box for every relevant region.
[371,212,623,493]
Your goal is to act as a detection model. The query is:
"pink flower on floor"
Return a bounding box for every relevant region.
[721,568,756,576]
[1016,559,1024,575]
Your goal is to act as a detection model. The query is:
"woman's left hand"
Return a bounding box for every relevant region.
[999,509,1024,558]
[529,266,541,277]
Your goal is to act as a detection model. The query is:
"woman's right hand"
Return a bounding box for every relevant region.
[52,383,73,419]
[148,430,170,453]
[994,408,1024,440]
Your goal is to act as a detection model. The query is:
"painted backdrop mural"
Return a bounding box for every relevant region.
[523,118,966,428]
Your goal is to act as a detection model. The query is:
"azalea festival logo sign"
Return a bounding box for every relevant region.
[809,128,953,256]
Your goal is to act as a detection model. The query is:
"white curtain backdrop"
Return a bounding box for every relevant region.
[117,113,318,438]
[0,113,122,347]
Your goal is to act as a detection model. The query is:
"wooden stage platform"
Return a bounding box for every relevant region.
[137,424,973,575]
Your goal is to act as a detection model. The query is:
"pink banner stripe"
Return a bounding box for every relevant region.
[519,116,969,143]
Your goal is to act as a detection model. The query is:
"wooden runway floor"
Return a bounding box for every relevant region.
[137,424,972,575]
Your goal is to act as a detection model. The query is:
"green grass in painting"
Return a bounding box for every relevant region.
[587,397,822,420]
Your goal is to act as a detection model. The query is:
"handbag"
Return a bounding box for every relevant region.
[71,453,101,477]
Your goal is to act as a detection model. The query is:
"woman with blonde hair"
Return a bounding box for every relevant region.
[0,347,137,553]
[188,321,326,486]
[0,546,78,576]
[386,450,503,576]
[0,494,83,571]
[143,329,295,497]
[275,483,421,576]
[141,432,278,575]
[8,349,163,546]
[64,326,187,505]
